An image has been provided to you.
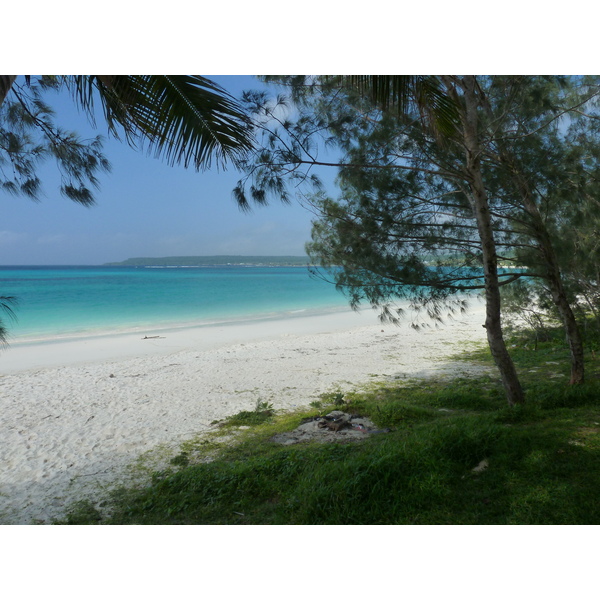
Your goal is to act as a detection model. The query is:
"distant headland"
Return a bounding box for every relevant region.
[103,255,313,267]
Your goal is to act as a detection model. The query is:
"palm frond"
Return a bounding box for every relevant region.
[333,75,460,138]
[65,75,254,170]
[413,77,461,138]
[0,75,17,106]
[340,75,417,114]
[0,296,18,347]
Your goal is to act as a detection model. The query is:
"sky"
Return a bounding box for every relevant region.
[1,76,337,265]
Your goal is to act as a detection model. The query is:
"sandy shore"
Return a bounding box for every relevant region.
[0,303,488,524]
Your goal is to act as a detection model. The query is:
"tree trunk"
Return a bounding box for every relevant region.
[522,196,585,384]
[549,269,586,384]
[458,76,525,406]
[500,154,586,384]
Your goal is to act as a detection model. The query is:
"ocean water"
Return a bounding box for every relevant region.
[0,266,350,344]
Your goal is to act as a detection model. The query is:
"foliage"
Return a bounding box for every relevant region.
[319,390,346,407]
[0,296,18,347]
[307,77,600,313]
[236,78,492,319]
[170,452,190,467]
[500,278,561,343]
[235,77,583,307]
[331,75,461,137]
[56,500,102,524]
[0,76,111,204]
[218,399,275,427]
[235,75,600,398]
[1,75,253,204]
[61,75,253,171]
[495,87,600,346]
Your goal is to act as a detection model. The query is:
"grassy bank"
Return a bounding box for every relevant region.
[60,323,600,525]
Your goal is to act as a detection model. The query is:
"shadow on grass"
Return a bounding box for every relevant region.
[59,322,600,525]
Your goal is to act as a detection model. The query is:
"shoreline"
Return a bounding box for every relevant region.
[0,302,488,524]
[4,302,351,348]
[1,306,373,374]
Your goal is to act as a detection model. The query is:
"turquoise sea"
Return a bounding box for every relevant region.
[0,266,350,344]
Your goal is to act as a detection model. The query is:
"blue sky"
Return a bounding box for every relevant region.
[1,76,336,265]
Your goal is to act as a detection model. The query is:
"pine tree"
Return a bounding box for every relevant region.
[236,75,600,405]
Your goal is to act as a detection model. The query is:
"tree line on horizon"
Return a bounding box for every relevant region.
[103,255,312,267]
[2,74,600,408]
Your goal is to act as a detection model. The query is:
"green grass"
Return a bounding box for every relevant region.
[58,322,600,525]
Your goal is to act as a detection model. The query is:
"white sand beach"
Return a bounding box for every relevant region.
[0,303,488,524]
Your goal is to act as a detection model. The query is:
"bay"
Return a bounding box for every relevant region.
[0,265,349,343]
